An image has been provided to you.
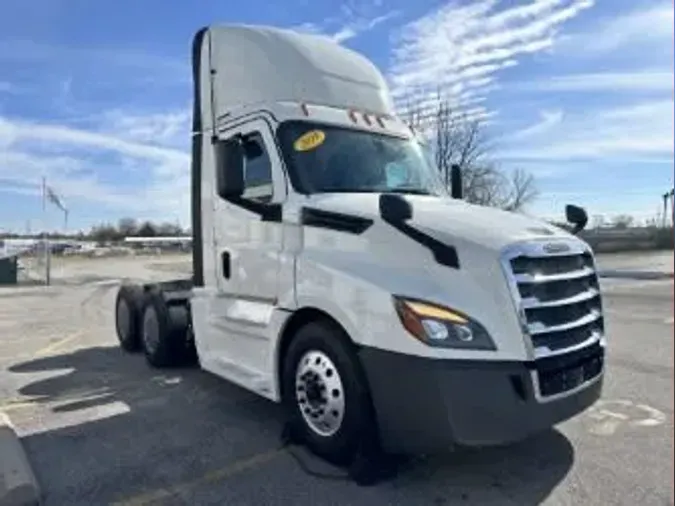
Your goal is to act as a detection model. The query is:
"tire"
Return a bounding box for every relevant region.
[141,291,193,368]
[115,284,144,352]
[282,320,377,466]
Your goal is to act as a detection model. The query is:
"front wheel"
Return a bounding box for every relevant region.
[282,320,377,466]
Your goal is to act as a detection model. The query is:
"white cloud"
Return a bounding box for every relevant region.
[331,11,400,43]
[511,70,674,93]
[558,1,674,56]
[498,100,674,162]
[0,117,189,166]
[389,0,593,115]
[501,109,564,142]
[292,22,323,35]
[292,2,399,44]
[0,115,191,223]
[99,109,191,148]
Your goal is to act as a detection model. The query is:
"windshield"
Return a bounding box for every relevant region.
[277,120,448,196]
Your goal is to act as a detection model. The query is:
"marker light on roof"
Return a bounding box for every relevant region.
[300,103,309,116]
[362,113,372,126]
[348,109,358,123]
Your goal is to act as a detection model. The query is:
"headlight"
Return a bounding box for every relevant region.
[393,296,496,350]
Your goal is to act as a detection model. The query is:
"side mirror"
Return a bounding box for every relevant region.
[565,204,588,235]
[450,164,463,200]
[215,138,245,199]
[379,193,413,223]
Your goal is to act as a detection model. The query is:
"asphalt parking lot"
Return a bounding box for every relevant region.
[1,255,673,506]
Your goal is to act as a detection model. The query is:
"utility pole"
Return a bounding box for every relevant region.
[662,192,670,228]
[42,176,51,286]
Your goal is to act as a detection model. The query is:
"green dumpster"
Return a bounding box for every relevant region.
[0,255,18,285]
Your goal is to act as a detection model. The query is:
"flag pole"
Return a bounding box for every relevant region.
[42,176,51,286]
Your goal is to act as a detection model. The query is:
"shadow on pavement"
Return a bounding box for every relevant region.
[9,347,282,506]
[8,346,575,506]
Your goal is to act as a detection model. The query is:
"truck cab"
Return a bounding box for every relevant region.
[115,24,605,465]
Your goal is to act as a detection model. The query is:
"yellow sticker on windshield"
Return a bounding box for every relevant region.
[294,130,326,152]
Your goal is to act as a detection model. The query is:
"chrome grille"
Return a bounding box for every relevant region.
[501,240,605,360]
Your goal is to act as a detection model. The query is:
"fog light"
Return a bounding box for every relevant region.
[456,324,474,342]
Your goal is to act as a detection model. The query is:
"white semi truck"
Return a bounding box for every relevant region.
[115,24,605,467]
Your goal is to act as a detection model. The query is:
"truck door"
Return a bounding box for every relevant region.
[208,118,286,386]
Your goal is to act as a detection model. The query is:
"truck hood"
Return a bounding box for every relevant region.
[306,193,574,251]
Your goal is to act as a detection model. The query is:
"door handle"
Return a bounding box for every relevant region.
[221,251,231,279]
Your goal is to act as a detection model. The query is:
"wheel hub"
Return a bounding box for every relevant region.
[304,374,324,405]
[295,350,345,437]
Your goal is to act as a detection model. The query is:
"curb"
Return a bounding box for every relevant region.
[598,270,675,280]
[0,412,40,506]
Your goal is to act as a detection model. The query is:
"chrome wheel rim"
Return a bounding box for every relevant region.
[295,350,345,437]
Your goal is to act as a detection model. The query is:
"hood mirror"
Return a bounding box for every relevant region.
[565,204,588,235]
[380,193,413,222]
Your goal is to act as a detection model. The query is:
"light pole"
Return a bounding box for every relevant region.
[662,192,671,228]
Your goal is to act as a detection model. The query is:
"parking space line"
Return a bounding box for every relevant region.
[0,397,45,413]
[33,330,85,358]
[112,448,284,506]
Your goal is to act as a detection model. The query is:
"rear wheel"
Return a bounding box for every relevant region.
[141,291,193,368]
[282,320,377,466]
[115,285,144,352]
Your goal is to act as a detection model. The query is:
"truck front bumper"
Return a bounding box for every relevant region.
[358,341,604,455]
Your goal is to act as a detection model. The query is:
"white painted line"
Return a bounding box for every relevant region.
[93,279,121,287]
[585,399,668,436]
[14,401,131,438]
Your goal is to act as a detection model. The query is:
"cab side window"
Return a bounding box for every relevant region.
[242,133,273,203]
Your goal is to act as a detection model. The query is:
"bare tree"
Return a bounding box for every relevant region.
[156,222,185,237]
[117,218,138,238]
[611,214,634,230]
[400,94,538,211]
[137,221,158,237]
[591,214,606,229]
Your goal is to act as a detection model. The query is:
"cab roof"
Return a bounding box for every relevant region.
[193,24,396,131]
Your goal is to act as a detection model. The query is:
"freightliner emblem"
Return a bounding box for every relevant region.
[543,242,571,254]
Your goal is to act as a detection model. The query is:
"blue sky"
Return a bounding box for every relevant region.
[0,0,673,233]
